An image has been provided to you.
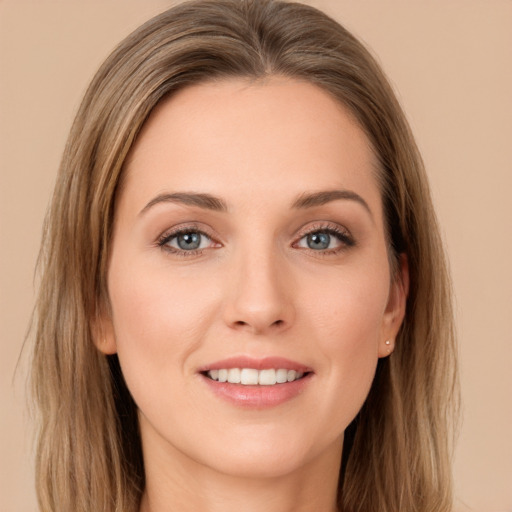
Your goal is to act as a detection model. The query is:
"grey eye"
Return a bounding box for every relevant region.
[306,232,331,250]
[295,227,351,252]
[176,232,202,250]
[163,230,212,251]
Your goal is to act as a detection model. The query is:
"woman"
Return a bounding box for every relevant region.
[30,1,458,511]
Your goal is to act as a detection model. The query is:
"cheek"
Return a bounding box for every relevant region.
[303,266,389,417]
[308,266,389,351]
[107,260,220,392]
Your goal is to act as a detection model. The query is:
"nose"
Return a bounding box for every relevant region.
[223,247,295,335]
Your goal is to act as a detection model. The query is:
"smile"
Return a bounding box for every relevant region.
[199,356,313,408]
[205,368,306,385]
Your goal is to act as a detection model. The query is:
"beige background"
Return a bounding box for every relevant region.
[1,1,511,511]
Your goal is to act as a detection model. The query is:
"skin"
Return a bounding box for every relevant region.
[97,77,408,512]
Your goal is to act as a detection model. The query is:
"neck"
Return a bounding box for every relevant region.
[139,430,342,512]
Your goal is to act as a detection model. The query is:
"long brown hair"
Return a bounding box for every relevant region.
[30,1,458,510]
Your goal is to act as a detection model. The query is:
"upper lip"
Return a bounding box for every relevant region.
[198,356,312,373]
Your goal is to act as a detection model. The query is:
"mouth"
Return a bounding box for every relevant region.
[198,356,313,408]
[201,368,309,385]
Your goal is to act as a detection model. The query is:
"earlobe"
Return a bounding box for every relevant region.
[91,304,118,355]
[378,254,409,358]
[94,334,118,355]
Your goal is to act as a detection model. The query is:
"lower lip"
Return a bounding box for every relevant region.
[200,373,313,409]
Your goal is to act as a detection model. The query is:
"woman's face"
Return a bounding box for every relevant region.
[99,78,407,479]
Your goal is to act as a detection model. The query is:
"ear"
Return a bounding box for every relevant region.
[91,300,118,355]
[378,254,409,358]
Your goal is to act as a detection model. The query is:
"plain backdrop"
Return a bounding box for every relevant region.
[1,1,511,511]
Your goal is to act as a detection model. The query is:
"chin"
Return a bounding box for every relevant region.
[194,426,342,480]
[204,447,312,480]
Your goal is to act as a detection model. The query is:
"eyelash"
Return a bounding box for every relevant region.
[156,222,354,257]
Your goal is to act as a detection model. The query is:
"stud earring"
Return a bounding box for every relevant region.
[385,340,392,353]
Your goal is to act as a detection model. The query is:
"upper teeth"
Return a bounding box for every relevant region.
[207,368,304,385]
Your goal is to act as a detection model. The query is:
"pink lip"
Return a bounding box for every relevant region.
[198,356,314,409]
[197,356,312,373]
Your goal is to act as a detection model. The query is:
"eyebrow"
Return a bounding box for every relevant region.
[139,192,228,215]
[139,188,372,218]
[292,189,373,218]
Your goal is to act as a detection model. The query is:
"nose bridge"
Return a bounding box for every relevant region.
[224,236,294,334]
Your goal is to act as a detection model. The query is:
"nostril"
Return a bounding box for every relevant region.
[230,318,285,332]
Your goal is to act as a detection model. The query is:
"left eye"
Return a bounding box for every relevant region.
[296,230,346,251]
[162,230,213,251]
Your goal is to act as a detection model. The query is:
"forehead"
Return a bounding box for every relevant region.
[121,77,381,216]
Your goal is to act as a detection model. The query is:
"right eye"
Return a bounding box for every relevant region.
[158,228,219,255]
